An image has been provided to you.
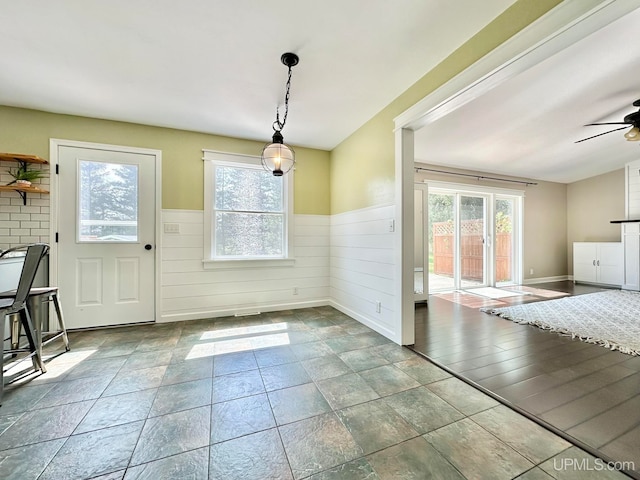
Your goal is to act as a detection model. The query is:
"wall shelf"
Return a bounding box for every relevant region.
[0,153,49,165]
[0,152,50,205]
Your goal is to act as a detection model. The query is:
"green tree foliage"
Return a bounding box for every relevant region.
[214,166,284,257]
[79,161,138,240]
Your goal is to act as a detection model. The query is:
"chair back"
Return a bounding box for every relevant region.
[12,243,49,310]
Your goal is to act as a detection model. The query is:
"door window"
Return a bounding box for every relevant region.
[78,160,139,242]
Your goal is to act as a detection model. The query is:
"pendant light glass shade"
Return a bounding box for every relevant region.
[624,126,640,141]
[261,130,295,176]
[261,52,299,176]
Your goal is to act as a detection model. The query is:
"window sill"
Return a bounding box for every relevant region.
[202,258,296,270]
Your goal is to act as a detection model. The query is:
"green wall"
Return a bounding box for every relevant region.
[0,106,331,214]
[329,0,563,214]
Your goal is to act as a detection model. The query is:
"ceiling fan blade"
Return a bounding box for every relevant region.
[575,126,629,144]
[584,122,630,126]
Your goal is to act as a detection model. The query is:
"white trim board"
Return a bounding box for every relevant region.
[394,0,639,131]
[522,275,570,285]
[160,299,330,323]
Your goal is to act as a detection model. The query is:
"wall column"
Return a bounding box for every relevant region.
[395,127,415,345]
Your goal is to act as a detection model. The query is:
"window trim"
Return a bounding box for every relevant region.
[202,150,294,269]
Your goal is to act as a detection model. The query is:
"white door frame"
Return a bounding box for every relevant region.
[393,0,640,344]
[414,183,428,302]
[49,139,163,324]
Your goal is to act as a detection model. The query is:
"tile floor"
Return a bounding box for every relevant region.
[0,306,630,479]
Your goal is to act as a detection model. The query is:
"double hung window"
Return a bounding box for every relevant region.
[203,151,293,267]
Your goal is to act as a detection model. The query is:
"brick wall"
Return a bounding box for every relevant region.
[0,160,51,251]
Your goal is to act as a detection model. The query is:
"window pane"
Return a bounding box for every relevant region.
[78,161,139,242]
[215,212,283,257]
[428,193,455,292]
[460,195,485,288]
[215,166,282,212]
[496,198,514,283]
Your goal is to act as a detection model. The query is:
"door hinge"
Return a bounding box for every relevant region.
[55,232,59,243]
[56,164,59,174]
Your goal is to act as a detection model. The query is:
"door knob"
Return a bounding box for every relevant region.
[144,244,153,250]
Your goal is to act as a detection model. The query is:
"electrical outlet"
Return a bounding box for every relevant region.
[529,268,534,275]
[293,287,299,295]
[375,301,381,313]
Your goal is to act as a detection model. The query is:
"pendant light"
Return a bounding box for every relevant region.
[261,52,299,176]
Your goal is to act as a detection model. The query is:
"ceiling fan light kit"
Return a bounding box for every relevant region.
[576,99,640,144]
[261,52,299,177]
[624,126,640,142]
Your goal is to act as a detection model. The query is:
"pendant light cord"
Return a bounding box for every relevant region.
[273,65,293,132]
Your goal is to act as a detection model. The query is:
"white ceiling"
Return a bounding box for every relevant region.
[0,0,517,150]
[414,5,640,184]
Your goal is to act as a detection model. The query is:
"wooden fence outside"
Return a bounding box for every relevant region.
[433,220,512,281]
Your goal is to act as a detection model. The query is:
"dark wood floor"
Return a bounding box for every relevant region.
[412,281,640,477]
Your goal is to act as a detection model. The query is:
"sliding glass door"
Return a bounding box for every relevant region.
[424,182,522,294]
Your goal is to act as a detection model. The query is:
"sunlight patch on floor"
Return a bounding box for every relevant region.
[187,331,290,359]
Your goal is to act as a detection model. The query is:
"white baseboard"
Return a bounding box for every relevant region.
[329,300,398,344]
[159,299,331,323]
[522,275,569,285]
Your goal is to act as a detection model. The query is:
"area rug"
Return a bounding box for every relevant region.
[482,290,640,356]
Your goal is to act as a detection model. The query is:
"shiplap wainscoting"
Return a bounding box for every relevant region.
[160,210,330,322]
[329,204,397,340]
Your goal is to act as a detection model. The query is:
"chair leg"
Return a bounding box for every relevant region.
[52,293,70,352]
[19,308,46,374]
[9,314,20,359]
[1,312,5,406]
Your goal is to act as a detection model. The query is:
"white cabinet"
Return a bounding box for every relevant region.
[573,242,623,286]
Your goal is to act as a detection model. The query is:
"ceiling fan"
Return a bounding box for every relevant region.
[575,99,640,143]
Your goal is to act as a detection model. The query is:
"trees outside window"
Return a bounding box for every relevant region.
[213,164,286,258]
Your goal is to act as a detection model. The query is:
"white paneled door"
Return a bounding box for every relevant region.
[56,144,157,329]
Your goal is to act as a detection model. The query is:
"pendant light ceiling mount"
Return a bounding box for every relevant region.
[280,52,299,68]
[261,52,299,177]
